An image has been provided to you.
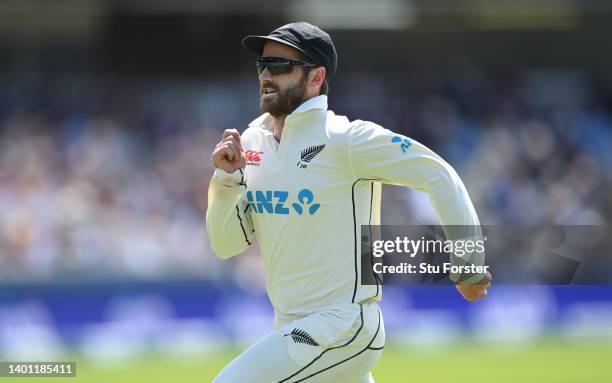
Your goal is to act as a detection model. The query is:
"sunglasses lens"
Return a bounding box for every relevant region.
[269,63,293,75]
[256,61,294,75]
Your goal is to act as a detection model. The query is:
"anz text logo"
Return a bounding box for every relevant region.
[391,135,412,154]
[246,189,321,215]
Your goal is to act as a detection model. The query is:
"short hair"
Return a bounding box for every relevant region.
[297,50,329,95]
[319,79,329,95]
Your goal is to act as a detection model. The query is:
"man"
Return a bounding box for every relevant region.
[206,22,490,383]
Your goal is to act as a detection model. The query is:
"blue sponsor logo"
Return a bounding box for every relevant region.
[391,135,412,153]
[246,188,320,215]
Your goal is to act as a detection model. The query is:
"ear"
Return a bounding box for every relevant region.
[309,66,326,89]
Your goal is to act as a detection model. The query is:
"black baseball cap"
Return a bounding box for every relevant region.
[242,22,338,79]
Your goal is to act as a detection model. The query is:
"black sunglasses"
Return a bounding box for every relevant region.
[256,56,317,75]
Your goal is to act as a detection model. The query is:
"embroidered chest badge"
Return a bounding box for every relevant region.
[297,144,325,168]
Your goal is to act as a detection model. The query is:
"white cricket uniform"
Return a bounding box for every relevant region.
[206,95,481,382]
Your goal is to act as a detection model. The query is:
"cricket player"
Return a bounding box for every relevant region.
[206,22,490,383]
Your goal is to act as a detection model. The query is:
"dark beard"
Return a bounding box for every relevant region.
[261,73,308,117]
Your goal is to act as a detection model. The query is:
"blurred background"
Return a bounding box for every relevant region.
[1,0,611,382]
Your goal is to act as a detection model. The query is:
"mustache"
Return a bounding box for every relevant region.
[260,83,279,93]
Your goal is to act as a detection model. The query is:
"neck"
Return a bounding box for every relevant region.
[271,93,320,142]
[273,115,287,143]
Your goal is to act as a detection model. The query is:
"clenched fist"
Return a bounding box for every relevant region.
[212,129,246,173]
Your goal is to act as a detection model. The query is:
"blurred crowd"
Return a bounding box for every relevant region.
[1,69,611,282]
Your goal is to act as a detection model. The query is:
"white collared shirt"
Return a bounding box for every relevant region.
[206,95,481,316]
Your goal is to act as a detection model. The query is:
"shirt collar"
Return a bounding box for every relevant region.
[292,95,328,114]
[248,95,328,129]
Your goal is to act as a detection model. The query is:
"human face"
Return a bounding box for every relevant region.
[259,41,310,117]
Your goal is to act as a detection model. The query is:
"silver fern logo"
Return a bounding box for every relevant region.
[297,144,326,168]
[284,328,319,346]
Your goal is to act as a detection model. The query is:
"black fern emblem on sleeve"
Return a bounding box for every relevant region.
[297,144,326,168]
[284,328,319,346]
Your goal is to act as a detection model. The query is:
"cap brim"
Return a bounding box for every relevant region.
[241,35,306,56]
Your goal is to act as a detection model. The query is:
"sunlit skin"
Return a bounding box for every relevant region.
[259,41,325,142]
[456,272,491,301]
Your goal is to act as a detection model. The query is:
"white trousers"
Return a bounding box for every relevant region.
[213,301,385,383]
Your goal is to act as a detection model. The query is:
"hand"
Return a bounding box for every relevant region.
[212,129,246,173]
[456,271,491,302]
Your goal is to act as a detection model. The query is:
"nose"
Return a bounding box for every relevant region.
[259,67,272,81]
